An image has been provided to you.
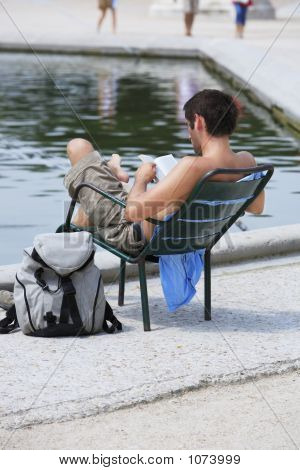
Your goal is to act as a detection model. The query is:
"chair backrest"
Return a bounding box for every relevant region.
[146,165,274,256]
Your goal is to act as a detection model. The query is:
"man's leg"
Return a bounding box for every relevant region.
[65,138,144,255]
[235,24,244,38]
[67,138,94,167]
[97,7,107,31]
[184,13,194,36]
[234,4,246,39]
[66,138,130,226]
[67,139,95,226]
[111,7,117,34]
[67,138,129,181]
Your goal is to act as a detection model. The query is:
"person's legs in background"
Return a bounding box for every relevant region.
[111,0,117,34]
[184,0,199,36]
[97,3,108,31]
[97,0,117,33]
[234,3,248,38]
[184,12,195,36]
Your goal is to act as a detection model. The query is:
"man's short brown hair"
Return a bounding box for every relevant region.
[183,89,239,137]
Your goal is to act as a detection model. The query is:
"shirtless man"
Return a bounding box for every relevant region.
[64,89,264,255]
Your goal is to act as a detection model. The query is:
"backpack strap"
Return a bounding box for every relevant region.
[31,250,84,331]
[0,305,19,334]
[34,267,61,293]
[103,301,122,334]
[0,300,122,335]
[59,276,83,330]
[32,247,97,332]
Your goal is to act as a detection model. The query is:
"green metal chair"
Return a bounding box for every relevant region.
[57,164,273,332]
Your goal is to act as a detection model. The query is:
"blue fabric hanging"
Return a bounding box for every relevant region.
[154,171,265,312]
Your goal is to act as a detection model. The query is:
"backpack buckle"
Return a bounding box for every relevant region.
[34,268,49,291]
[44,311,57,326]
[61,277,76,296]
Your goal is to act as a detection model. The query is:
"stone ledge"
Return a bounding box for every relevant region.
[1,224,299,291]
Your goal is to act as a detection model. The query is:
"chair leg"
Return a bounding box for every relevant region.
[204,249,211,321]
[56,224,65,233]
[118,260,126,306]
[138,260,151,332]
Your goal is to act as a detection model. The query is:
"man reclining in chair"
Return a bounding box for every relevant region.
[64,89,264,255]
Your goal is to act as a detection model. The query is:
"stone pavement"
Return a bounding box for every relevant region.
[0,0,299,130]
[0,252,300,435]
[4,371,300,449]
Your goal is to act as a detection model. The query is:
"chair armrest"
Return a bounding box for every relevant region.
[74,183,126,208]
[146,217,167,226]
[65,182,126,230]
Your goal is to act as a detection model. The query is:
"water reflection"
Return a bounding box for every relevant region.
[98,72,118,124]
[0,53,299,264]
[175,76,202,124]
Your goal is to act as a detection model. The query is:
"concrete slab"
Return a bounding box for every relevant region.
[3,370,300,450]
[0,253,300,432]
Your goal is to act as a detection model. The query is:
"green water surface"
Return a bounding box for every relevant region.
[0,53,299,264]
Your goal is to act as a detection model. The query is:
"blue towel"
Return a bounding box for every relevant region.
[154,171,265,312]
[158,250,205,312]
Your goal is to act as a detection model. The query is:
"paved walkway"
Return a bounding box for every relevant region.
[0,0,300,129]
[3,370,300,449]
[1,253,300,435]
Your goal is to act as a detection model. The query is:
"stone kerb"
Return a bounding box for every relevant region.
[1,224,300,291]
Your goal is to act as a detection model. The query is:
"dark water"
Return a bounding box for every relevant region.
[0,53,299,264]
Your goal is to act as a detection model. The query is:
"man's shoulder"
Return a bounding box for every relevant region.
[180,155,208,167]
[179,155,216,173]
[236,151,256,166]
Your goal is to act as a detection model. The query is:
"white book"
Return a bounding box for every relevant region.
[138,153,178,181]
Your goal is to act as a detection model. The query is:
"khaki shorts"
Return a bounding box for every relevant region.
[184,0,199,14]
[64,151,145,256]
[99,0,112,9]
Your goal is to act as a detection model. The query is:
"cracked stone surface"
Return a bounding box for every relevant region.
[0,254,299,431]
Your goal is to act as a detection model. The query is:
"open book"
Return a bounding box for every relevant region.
[138,154,178,181]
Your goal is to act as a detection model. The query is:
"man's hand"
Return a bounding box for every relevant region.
[135,163,157,184]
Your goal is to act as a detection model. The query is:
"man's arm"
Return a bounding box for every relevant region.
[241,152,265,215]
[125,157,209,222]
[246,190,265,215]
[125,154,266,221]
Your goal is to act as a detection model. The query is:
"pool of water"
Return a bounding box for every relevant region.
[0,53,299,265]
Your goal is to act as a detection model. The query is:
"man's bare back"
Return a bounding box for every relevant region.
[125,144,264,241]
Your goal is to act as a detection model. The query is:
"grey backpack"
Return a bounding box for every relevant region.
[0,232,122,337]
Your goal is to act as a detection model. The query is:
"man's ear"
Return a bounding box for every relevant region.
[194,114,204,131]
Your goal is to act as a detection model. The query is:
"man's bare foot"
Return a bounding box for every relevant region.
[107,153,129,183]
